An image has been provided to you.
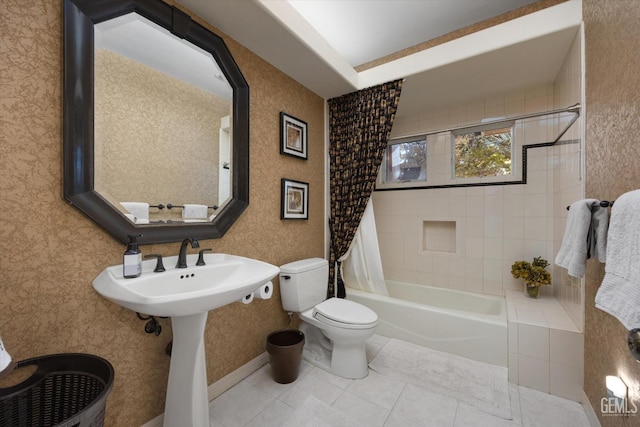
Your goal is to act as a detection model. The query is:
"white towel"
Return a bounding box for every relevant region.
[182,204,208,219]
[595,190,640,330]
[555,199,601,278]
[123,213,148,224]
[0,337,14,378]
[120,202,149,220]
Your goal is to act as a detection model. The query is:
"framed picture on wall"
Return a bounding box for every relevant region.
[280,112,307,159]
[281,178,309,220]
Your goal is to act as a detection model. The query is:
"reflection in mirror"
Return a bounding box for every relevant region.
[94,13,233,224]
[63,0,249,245]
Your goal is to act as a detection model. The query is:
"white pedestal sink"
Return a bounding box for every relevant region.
[93,253,279,427]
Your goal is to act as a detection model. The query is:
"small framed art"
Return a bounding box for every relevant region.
[280,112,307,159]
[281,178,309,220]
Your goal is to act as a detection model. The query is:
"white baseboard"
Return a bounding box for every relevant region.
[582,391,602,427]
[207,352,269,401]
[141,352,270,427]
[141,413,163,427]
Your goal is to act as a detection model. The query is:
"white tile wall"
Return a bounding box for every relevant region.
[506,290,583,402]
[551,28,584,331]
[518,324,550,361]
[550,362,583,402]
[374,25,584,307]
[518,355,550,393]
[374,84,558,297]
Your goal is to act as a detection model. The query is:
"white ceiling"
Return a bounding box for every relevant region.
[395,26,579,116]
[176,0,581,113]
[286,0,538,67]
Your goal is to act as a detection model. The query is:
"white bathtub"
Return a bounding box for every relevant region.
[346,280,508,367]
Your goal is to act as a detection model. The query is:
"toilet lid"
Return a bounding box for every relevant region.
[313,298,378,325]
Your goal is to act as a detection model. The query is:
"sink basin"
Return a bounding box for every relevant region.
[93,252,280,427]
[93,253,280,317]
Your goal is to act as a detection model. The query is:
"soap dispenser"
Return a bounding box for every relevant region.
[123,234,142,278]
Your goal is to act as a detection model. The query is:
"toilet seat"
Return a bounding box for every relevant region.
[312,298,377,330]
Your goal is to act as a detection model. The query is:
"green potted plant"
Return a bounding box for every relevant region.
[511,256,551,299]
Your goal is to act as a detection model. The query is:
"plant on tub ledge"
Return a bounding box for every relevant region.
[511,256,551,299]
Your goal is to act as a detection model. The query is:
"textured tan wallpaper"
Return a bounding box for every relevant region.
[95,49,229,211]
[0,1,324,425]
[584,1,640,424]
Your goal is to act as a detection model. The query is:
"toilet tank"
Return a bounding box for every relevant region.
[279,258,329,312]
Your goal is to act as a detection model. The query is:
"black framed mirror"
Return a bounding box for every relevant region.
[63,0,249,245]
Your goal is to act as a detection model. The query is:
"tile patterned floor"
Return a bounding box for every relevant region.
[208,335,590,427]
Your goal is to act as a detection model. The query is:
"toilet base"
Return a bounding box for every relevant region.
[299,321,371,379]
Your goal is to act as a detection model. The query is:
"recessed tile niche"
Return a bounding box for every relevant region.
[423,220,456,253]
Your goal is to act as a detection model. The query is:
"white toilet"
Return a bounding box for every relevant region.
[279,258,378,379]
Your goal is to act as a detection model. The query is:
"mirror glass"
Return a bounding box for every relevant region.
[63,0,249,245]
[94,13,232,224]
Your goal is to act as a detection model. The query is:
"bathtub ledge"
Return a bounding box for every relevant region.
[505,289,579,332]
[505,289,584,403]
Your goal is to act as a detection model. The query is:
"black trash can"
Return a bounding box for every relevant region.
[266,330,305,384]
[0,353,114,427]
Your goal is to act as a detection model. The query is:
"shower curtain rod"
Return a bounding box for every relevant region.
[390,103,581,141]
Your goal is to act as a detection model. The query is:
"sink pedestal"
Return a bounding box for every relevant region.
[163,313,210,427]
[92,254,280,426]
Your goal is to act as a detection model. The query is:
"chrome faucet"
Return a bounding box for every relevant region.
[176,238,200,268]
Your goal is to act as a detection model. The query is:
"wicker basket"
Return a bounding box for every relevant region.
[0,353,114,427]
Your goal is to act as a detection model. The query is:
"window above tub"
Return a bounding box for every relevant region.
[452,121,514,180]
[381,138,427,186]
[377,120,520,190]
[376,105,581,192]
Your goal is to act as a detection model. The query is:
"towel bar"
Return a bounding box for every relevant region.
[566,200,614,211]
[166,203,218,210]
[150,203,219,210]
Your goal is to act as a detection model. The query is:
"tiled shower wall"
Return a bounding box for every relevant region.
[373,30,583,306]
[551,29,584,330]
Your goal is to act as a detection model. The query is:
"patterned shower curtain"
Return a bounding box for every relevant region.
[327,79,403,298]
